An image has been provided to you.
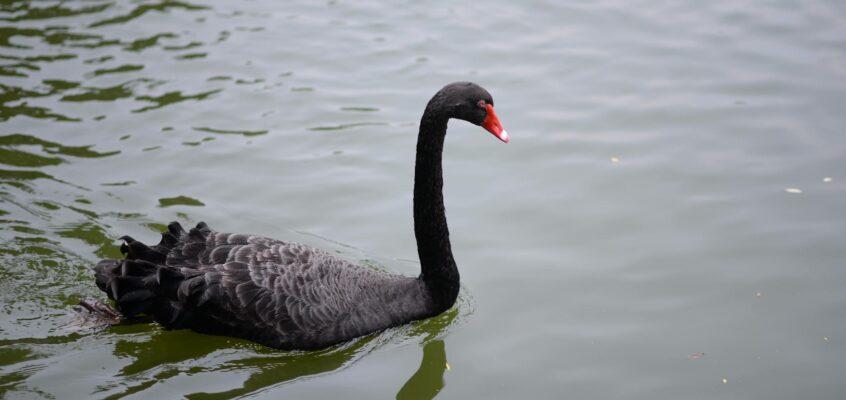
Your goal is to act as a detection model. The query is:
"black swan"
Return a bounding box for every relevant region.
[92,82,508,350]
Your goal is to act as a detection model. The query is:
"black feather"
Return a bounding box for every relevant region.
[93,222,434,349]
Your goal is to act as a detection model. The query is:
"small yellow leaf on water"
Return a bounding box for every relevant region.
[445,362,451,371]
[823,177,832,183]
[785,188,802,194]
[610,157,620,163]
[722,378,728,384]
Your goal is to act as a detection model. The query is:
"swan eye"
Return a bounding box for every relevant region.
[477,100,486,108]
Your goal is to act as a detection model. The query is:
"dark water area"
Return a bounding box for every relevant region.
[1,0,845,398]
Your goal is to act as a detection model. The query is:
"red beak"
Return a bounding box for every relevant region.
[482,104,509,143]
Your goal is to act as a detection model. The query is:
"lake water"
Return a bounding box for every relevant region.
[2,0,845,398]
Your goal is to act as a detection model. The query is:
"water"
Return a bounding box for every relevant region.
[1,0,845,398]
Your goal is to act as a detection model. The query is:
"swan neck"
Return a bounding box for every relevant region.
[414,104,459,312]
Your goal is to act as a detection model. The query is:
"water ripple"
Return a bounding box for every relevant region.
[0,2,113,22]
[133,89,221,113]
[192,126,268,137]
[88,1,208,28]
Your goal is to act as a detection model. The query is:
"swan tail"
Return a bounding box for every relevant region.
[94,258,161,317]
[93,222,212,326]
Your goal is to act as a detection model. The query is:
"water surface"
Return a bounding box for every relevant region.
[1,0,846,398]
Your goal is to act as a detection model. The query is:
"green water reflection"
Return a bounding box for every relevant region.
[48,306,460,399]
[396,340,447,400]
[0,133,120,161]
[88,1,208,28]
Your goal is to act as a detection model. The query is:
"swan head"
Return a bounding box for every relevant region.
[437,82,509,143]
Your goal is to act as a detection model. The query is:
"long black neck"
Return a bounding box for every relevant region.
[414,98,460,313]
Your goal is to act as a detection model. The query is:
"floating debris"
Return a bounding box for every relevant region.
[610,156,620,163]
[688,352,705,360]
[824,337,829,342]
[722,378,728,384]
[823,177,832,183]
[785,188,802,194]
[756,292,762,297]
[445,362,451,371]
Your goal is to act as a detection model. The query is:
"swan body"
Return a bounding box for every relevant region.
[94,82,508,349]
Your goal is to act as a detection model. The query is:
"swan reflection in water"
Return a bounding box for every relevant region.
[90,296,465,399]
[395,339,448,400]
